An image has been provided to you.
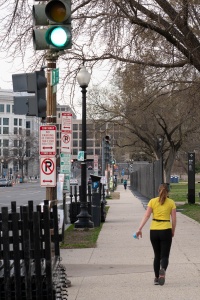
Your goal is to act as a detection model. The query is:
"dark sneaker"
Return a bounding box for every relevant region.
[154,278,159,285]
[158,268,165,286]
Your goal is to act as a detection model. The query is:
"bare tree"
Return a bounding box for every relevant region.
[87,63,200,182]
[0,1,200,85]
[9,129,39,182]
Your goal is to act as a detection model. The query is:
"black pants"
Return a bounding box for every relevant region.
[150,229,172,278]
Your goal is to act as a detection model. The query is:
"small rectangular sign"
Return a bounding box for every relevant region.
[51,68,59,86]
[40,156,56,187]
[40,125,56,156]
[78,151,84,161]
[61,132,71,153]
[61,112,72,132]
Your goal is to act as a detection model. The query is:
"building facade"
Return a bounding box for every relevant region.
[0,89,124,180]
[0,89,40,179]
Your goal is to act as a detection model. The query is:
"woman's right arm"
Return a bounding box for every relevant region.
[171,208,176,237]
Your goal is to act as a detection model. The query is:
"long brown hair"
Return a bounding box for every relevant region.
[158,183,169,205]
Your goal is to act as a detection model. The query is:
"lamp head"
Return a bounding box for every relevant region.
[77,66,91,87]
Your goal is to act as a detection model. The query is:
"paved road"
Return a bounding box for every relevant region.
[0,181,46,210]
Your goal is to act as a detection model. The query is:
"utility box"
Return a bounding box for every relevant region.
[91,175,101,227]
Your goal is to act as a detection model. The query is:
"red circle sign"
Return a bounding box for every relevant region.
[41,158,55,175]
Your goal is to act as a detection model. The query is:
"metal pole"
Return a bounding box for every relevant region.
[45,53,58,205]
[102,138,105,176]
[74,86,93,228]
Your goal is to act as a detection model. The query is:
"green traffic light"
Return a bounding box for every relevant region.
[45,26,71,49]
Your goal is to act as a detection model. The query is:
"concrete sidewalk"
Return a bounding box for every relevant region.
[60,184,200,300]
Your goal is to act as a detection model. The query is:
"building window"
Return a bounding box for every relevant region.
[14,118,18,126]
[3,149,9,156]
[87,140,93,147]
[14,140,18,147]
[87,149,94,155]
[26,130,30,136]
[14,127,18,134]
[6,104,10,112]
[12,105,14,113]
[3,140,9,147]
[13,149,18,156]
[73,124,78,131]
[0,104,4,112]
[3,127,9,134]
[95,140,101,147]
[19,119,22,126]
[19,128,22,135]
[73,132,78,139]
[73,140,78,147]
[3,118,9,125]
[95,149,101,155]
[73,149,78,155]
[26,121,31,128]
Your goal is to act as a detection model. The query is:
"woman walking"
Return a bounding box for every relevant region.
[135,183,176,286]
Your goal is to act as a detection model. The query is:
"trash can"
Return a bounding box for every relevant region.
[20,178,22,183]
[174,176,179,183]
[170,176,174,183]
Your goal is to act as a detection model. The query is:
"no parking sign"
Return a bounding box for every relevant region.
[40,157,56,187]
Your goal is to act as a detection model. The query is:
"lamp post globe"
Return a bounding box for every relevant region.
[74,66,94,229]
[77,66,91,87]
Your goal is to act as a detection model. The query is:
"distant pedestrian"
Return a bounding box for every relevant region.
[135,183,176,286]
[123,179,127,190]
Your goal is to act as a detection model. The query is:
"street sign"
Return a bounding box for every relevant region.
[94,155,98,175]
[78,151,84,161]
[61,112,72,132]
[40,156,56,187]
[40,125,56,156]
[51,68,59,86]
[61,132,71,153]
[61,112,72,153]
[60,153,71,174]
[70,178,78,185]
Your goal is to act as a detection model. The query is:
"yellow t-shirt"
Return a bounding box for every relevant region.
[148,197,176,230]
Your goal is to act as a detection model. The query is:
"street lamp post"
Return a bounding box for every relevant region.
[1,159,4,178]
[74,66,94,229]
[157,137,164,183]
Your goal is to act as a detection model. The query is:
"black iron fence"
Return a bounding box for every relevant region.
[0,200,68,300]
[69,184,107,225]
[130,159,162,199]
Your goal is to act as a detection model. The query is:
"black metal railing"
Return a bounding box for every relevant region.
[0,200,68,300]
[69,184,107,224]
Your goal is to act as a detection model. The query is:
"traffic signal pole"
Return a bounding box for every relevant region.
[45,52,58,204]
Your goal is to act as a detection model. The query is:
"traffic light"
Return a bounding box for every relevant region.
[12,70,47,118]
[33,0,72,51]
[104,135,111,162]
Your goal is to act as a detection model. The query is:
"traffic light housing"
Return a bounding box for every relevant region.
[104,135,111,162]
[12,70,47,118]
[33,0,72,51]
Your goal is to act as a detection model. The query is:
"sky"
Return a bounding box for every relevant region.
[0,51,113,119]
[0,1,114,119]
